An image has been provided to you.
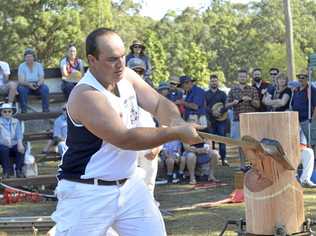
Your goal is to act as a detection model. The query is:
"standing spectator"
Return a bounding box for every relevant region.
[0,61,18,103]
[60,44,85,100]
[226,69,260,170]
[267,67,279,94]
[205,74,228,166]
[17,48,49,113]
[178,75,207,129]
[126,40,152,81]
[167,76,185,115]
[292,71,316,149]
[0,103,24,178]
[262,72,292,111]
[251,68,270,112]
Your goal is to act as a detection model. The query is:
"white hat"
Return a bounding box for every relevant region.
[0,103,17,115]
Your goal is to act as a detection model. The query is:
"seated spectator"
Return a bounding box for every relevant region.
[0,60,18,103]
[0,103,24,178]
[60,44,84,99]
[17,48,49,113]
[160,140,182,184]
[299,128,316,187]
[126,40,152,81]
[262,72,292,111]
[157,82,170,97]
[127,57,153,87]
[42,106,68,156]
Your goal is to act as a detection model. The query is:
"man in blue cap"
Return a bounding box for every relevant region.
[177,75,206,127]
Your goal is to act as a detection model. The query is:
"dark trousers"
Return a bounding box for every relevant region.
[209,120,227,161]
[61,81,76,100]
[18,84,50,112]
[0,144,24,175]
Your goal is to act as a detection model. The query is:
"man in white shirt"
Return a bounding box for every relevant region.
[0,61,18,103]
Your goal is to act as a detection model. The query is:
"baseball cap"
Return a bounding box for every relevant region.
[179,75,192,86]
[157,82,170,91]
[127,58,146,71]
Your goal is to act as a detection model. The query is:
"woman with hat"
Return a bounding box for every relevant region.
[0,103,25,178]
[126,40,152,80]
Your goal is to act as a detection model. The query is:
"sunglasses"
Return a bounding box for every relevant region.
[298,76,307,80]
[134,69,144,75]
[133,45,142,49]
[270,73,278,76]
[2,109,12,114]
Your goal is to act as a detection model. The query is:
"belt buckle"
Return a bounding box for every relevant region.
[115,180,122,187]
[94,179,98,185]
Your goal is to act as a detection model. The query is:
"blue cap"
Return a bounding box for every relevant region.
[179,75,192,85]
[157,82,170,91]
[288,80,300,89]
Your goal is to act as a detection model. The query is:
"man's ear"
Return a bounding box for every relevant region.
[87,54,96,65]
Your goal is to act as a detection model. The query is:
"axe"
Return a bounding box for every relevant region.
[198,131,295,171]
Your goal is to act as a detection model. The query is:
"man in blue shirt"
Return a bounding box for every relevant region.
[178,76,206,128]
[292,71,316,148]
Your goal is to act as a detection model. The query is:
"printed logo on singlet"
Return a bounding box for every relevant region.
[123,95,139,127]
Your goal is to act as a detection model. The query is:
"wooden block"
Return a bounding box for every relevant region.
[240,111,304,235]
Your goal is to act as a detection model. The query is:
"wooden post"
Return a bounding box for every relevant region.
[240,112,304,235]
[284,0,295,81]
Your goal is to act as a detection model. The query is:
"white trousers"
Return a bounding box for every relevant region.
[300,147,315,183]
[51,169,166,236]
[137,151,158,197]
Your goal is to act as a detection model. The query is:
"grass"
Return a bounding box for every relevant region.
[0,159,315,235]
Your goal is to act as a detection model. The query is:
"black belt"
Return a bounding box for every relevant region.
[62,177,127,186]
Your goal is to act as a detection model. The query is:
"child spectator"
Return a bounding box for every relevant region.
[0,103,24,178]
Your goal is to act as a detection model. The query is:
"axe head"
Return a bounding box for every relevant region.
[241,135,294,170]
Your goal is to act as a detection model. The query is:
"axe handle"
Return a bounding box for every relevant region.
[198,131,256,148]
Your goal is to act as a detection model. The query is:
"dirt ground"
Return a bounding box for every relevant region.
[0,160,315,235]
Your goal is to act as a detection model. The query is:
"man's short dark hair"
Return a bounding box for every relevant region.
[86,27,116,60]
[210,74,218,80]
[269,67,279,73]
[238,68,248,74]
[252,68,261,74]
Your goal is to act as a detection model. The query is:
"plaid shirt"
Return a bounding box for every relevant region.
[227,84,259,121]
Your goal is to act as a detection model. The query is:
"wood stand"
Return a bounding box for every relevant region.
[240,112,304,235]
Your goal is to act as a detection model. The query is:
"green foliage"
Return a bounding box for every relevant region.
[143,30,169,86]
[0,0,316,87]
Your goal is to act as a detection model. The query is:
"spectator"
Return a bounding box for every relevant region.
[53,106,68,156]
[167,76,185,115]
[299,128,316,187]
[0,103,24,178]
[127,57,153,86]
[126,40,152,81]
[161,140,182,184]
[60,44,85,99]
[205,74,229,166]
[262,72,292,111]
[251,68,270,112]
[267,67,280,94]
[0,60,18,103]
[17,48,49,113]
[178,75,207,129]
[226,69,260,170]
[292,71,316,123]
[157,82,170,97]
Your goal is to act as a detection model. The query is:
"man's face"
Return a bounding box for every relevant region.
[68,46,77,60]
[181,80,192,92]
[298,76,308,88]
[88,34,126,84]
[270,70,278,81]
[209,77,218,89]
[238,72,248,85]
[25,54,34,64]
[132,45,142,54]
[252,70,262,82]
[159,88,169,97]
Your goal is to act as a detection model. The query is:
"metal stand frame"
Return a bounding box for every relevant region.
[219,218,316,236]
